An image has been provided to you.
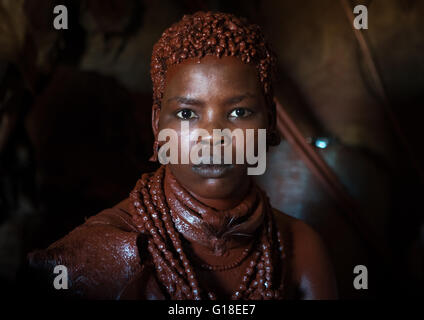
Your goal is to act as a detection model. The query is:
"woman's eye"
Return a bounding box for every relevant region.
[229,107,252,118]
[176,109,197,120]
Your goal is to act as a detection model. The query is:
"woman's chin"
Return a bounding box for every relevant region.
[169,163,249,199]
[194,169,250,199]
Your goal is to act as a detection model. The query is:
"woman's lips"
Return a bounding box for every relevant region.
[191,163,235,178]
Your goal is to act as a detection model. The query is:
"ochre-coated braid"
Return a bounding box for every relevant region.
[131,171,194,299]
[150,169,202,299]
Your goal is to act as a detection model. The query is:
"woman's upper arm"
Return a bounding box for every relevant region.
[291,220,338,300]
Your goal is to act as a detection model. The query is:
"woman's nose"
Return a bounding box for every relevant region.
[198,134,228,147]
[196,115,229,146]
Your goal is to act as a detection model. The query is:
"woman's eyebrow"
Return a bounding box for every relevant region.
[224,93,257,105]
[167,96,204,105]
[166,93,257,106]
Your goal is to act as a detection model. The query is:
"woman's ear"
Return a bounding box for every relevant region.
[151,104,161,139]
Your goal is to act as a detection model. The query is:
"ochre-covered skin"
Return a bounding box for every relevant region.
[26,164,339,299]
[26,165,294,299]
[27,198,145,299]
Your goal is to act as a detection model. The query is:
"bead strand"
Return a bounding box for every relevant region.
[133,171,194,299]
[130,166,286,300]
[151,168,202,299]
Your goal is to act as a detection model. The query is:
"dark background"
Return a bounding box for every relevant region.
[0,0,423,299]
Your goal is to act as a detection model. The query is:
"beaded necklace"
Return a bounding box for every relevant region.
[129,166,288,299]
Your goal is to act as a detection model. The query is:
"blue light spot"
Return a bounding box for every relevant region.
[315,138,329,149]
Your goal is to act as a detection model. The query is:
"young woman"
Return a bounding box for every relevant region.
[27,11,337,300]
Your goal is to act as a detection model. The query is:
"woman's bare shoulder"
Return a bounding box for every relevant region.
[272,208,324,245]
[25,198,144,299]
[272,208,338,299]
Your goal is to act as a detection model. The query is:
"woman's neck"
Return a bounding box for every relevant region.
[186,178,252,211]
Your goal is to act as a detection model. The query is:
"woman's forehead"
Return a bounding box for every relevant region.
[163,55,262,100]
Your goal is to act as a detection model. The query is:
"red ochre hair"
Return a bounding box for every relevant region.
[150,11,279,144]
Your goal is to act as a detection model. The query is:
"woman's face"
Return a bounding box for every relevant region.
[153,55,269,202]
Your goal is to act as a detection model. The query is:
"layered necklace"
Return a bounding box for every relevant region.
[129,165,289,299]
